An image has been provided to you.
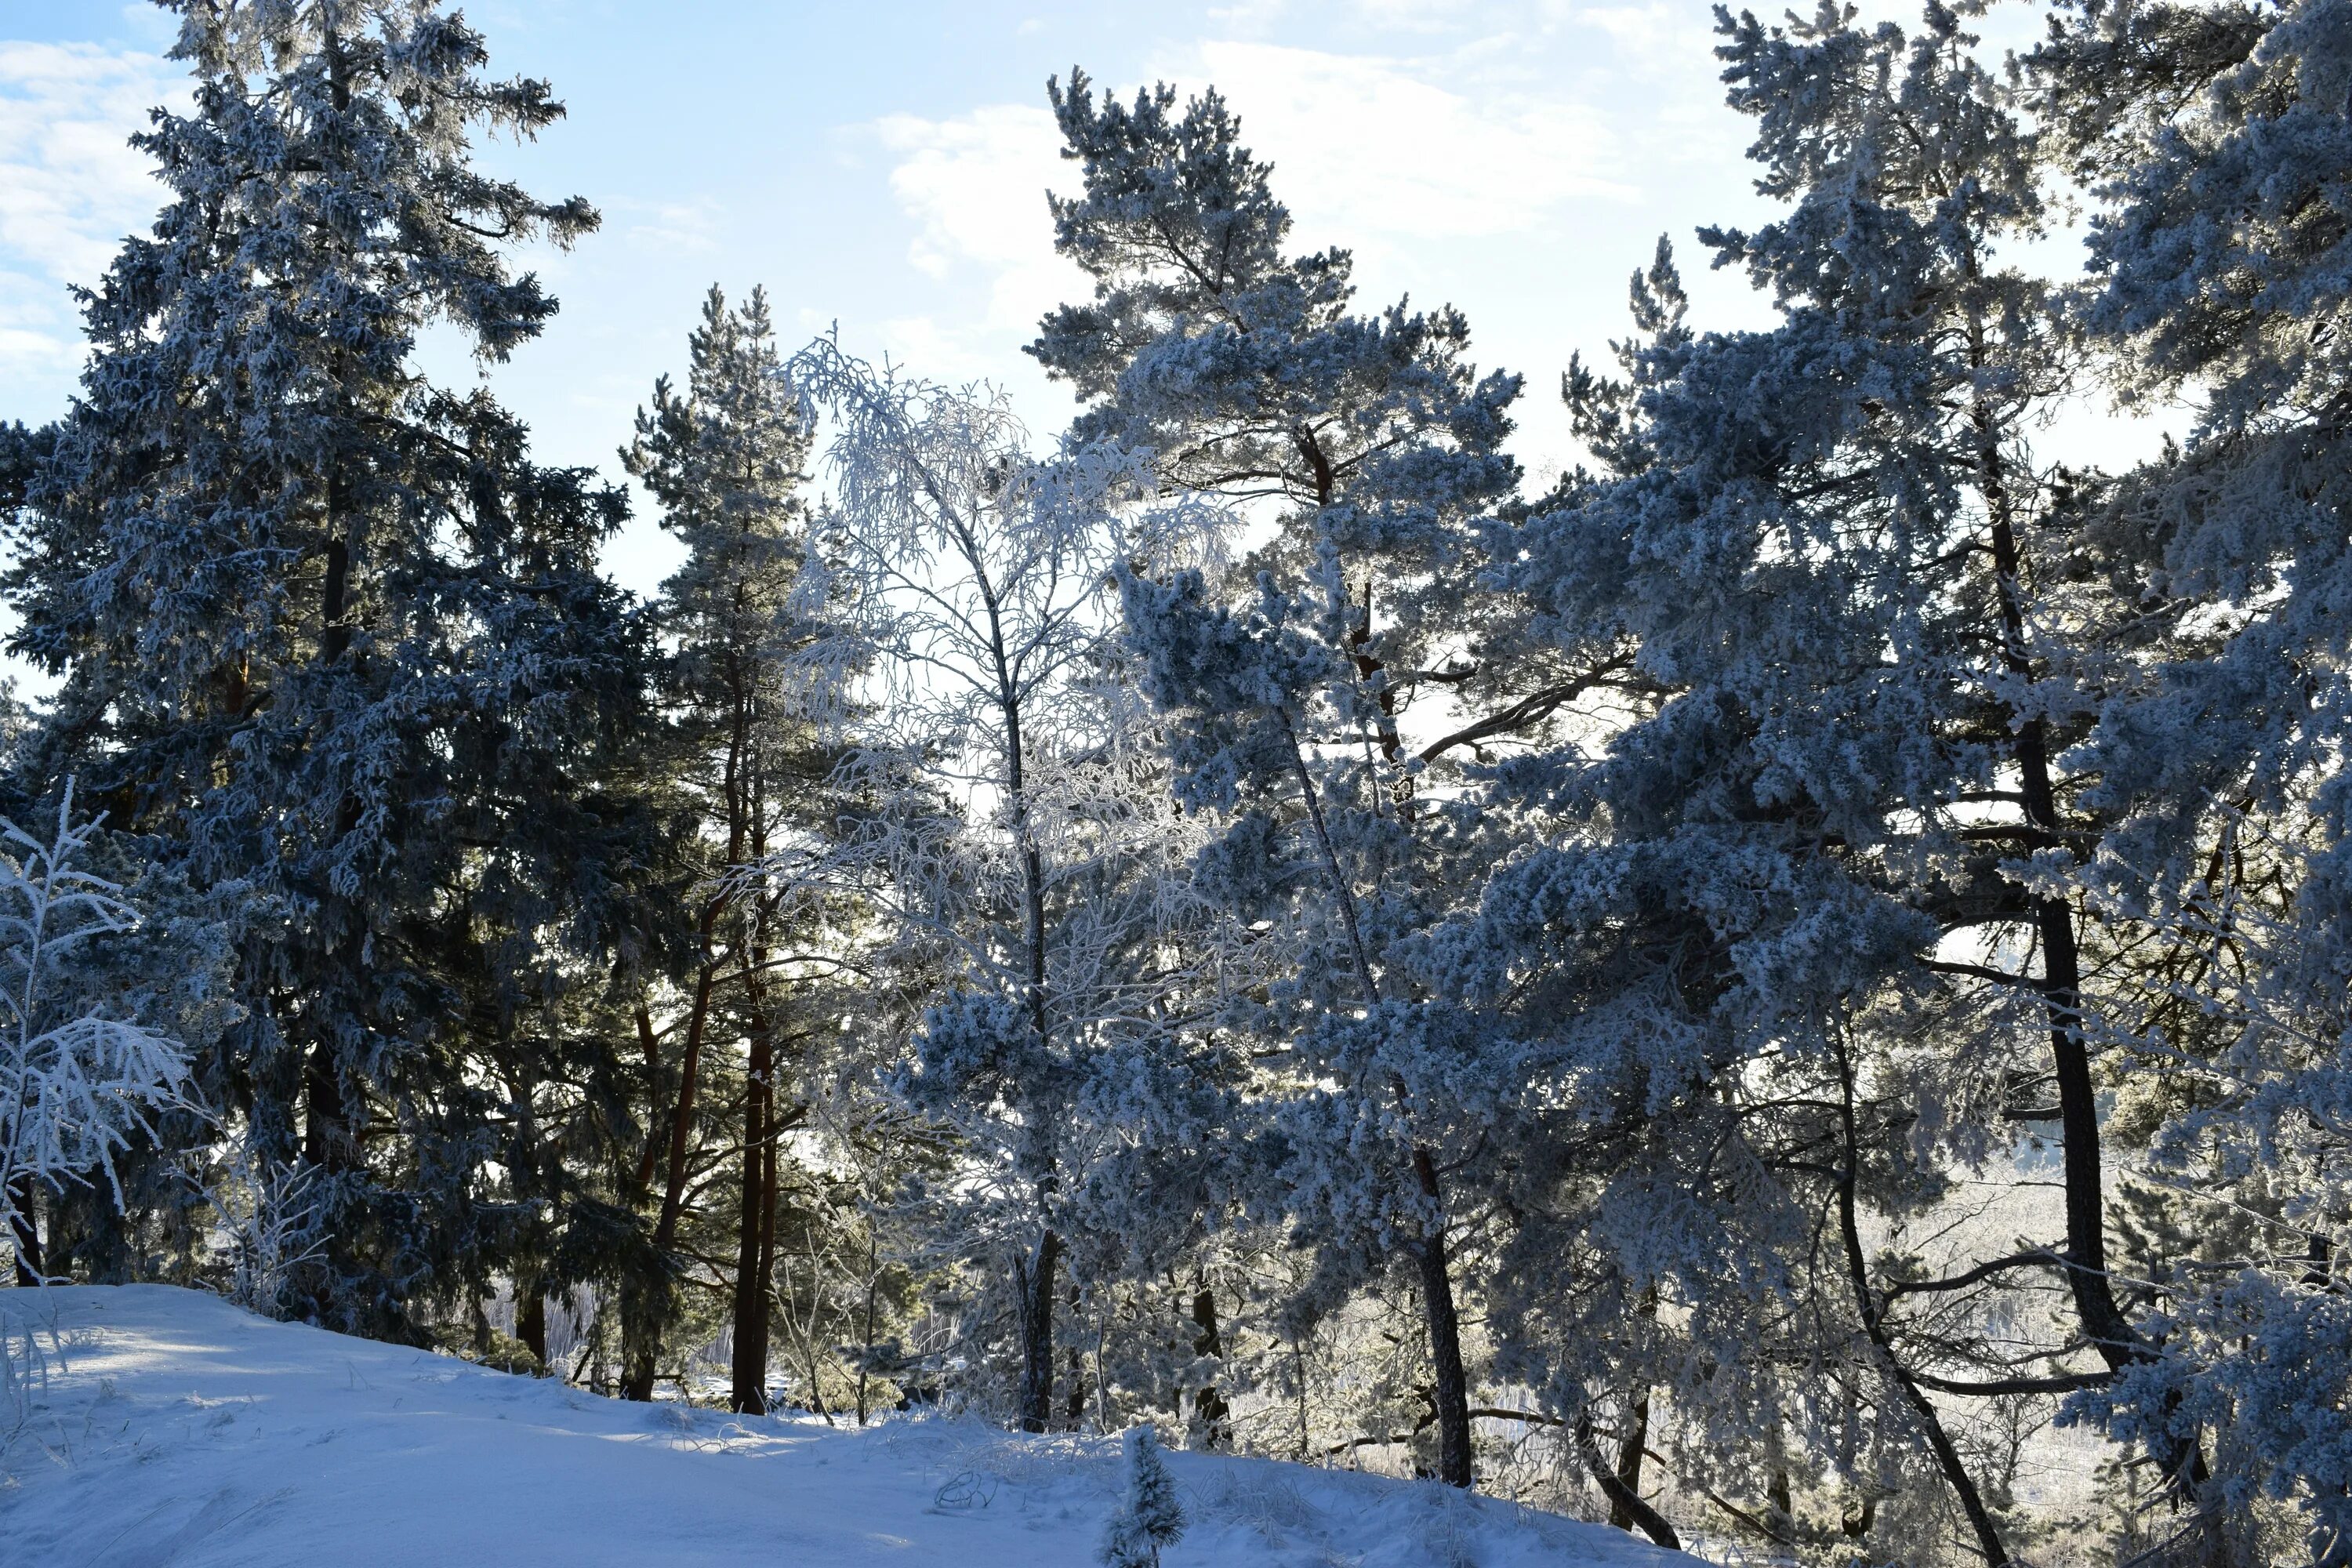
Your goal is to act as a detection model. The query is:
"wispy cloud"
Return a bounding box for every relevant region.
[0,41,183,398]
[869,102,1080,379]
[1181,41,1630,245]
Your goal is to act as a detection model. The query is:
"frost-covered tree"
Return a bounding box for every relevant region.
[1098,1422,1185,1568]
[780,335,1237,1433]
[0,785,215,1287]
[1421,4,2261,1557]
[4,0,667,1337]
[1042,70,1584,1491]
[2017,3,2352,1558]
[618,285,836,1411]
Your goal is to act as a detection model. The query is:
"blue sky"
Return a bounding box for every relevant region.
[1,2,1797,595]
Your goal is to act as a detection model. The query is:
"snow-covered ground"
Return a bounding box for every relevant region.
[0,1286,1692,1567]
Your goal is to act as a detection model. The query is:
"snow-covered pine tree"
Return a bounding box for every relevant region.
[781,335,1240,1433]
[1098,1422,1185,1568]
[1425,4,2242,1557]
[1040,70,1584,1491]
[2020,3,2352,1556]
[5,0,668,1338]
[620,284,838,1411]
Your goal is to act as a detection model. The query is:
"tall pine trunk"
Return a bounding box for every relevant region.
[516,1279,546,1370]
[1014,1227,1060,1432]
[1608,1387,1651,1533]
[729,946,778,1414]
[1279,712,1474,1487]
[1190,1282,1229,1445]
[622,915,723,1402]
[1831,1026,2015,1568]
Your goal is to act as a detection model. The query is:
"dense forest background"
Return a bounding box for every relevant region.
[3,2,2350,1564]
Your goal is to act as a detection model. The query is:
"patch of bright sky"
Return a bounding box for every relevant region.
[0,1,2166,608]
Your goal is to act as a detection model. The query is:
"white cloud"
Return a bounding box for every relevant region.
[868,103,1086,380]
[615,197,724,256]
[0,42,183,400]
[871,42,1628,335]
[877,103,1069,310]
[1351,0,1479,32]
[0,42,180,284]
[1178,42,1631,245]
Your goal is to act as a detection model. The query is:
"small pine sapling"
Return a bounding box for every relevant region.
[1098,1423,1184,1568]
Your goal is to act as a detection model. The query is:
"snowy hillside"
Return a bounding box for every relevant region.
[0,1287,1691,1568]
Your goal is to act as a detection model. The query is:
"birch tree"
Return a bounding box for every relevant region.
[780,336,1233,1432]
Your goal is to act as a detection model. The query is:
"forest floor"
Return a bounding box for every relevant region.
[0,1285,1690,1567]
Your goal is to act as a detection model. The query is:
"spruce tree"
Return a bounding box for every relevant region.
[4,0,666,1338]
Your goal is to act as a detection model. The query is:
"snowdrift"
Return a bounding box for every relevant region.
[0,1286,1691,1567]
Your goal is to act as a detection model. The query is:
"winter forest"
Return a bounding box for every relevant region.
[1,0,2349,1564]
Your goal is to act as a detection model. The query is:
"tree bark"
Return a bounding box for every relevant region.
[1279,712,1475,1488]
[1014,1227,1061,1432]
[8,1176,40,1286]
[305,30,365,1182]
[622,907,726,1403]
[1575,1409,1679,1549]
[856,1225,880,1426]
[1191,1282,1230,1446]
[1608,1387,1651,1533]
[516,1279,546,1370]
[975,557,1062,1439]
[1831,1025,2015,1567]
[729,951,777,1414]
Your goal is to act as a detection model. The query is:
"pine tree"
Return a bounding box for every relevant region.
[620,284,833,1410]
[1042,69,1558,1491]
[1425,3,2260,1558]
[4,0,666,1338]
[2023,2,2352,1556]
[1098,1422,1185,1568]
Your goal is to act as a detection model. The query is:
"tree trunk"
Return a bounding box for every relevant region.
[1412,1176,1474,1488]
[630,996,662,1201]
[1831,1026,2014,1568]
[622,924,723,1403]
[1191,1282,1229,1446]
[516,1279,547,1370]
[1965,311,2139,1375]
[1577,1409,1679,1549]
[856,1226,880,1426]
[1279,712,1475,1488]
[8,1176,40,1286]
[730,974,776,1414]
[302,1041,351,1172]
[1014,1227,1060,1432]
[1608,1387,1651,1533]
[1768,1457,1795,1538]
[1065,1342,1088,1425]
[1967,314,2223,1559]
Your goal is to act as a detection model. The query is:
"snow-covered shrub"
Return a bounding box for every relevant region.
[207,1134,328,1319]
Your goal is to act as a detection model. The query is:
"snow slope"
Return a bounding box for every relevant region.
[0,1286,1693,1568]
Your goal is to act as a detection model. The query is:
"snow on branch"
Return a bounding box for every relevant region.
[0,782,198,1271]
